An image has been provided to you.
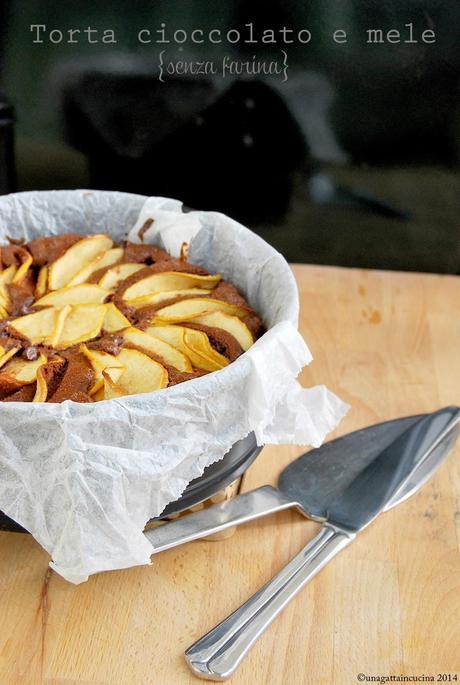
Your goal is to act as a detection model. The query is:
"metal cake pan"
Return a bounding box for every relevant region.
[0,433,262,533]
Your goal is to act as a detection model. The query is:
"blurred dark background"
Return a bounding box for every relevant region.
[0,0,459,272]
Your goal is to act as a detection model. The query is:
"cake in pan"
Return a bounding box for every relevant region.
[0,233,264,402]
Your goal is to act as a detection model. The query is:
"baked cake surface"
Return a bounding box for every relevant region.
[0,234,264,402]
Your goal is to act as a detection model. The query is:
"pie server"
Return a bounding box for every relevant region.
[181,406,460,680]
[145,407,459,554]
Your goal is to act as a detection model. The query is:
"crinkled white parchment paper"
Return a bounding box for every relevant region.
[0,190,348,583]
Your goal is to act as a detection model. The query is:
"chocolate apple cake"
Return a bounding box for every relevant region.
[0,233,264,403]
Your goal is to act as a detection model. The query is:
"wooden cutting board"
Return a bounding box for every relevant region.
[0,264,459,684]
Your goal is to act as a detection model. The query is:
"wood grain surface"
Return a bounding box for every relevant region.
[1,264,459,685]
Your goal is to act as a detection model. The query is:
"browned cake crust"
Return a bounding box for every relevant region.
[48,352,94,403]
[26,234,83,266]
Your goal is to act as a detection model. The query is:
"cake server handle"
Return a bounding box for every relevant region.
[145,485,296,555]
[184,523,353,680]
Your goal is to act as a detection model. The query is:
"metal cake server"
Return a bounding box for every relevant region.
[183,406,460,680]
[146,409,456,554]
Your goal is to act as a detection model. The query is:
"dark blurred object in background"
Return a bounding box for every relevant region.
[0,95,15,194]
[336,65,460,168]
[63,73,306,223]
[0,0,459,272]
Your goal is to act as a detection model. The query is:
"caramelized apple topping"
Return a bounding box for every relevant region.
[0,232,264,402]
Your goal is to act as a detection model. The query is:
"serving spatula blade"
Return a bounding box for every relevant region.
[185,407,460,680]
